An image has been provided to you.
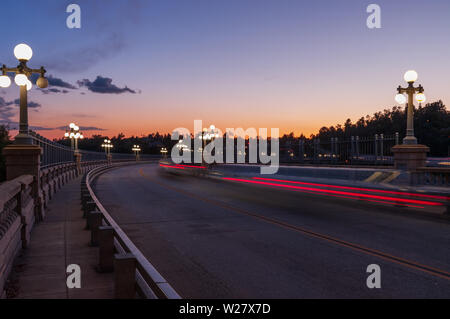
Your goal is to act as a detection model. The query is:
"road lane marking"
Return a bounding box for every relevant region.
[139,168,450,281]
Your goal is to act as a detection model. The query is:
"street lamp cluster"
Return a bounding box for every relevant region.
[200,125,220,142]
[160,147,168,158]
[197,125,220,165]
[102,139,113,155]
[394,70,425,145]
[132,144,141,161]
[64,123,84,152]
[0,43,48,144]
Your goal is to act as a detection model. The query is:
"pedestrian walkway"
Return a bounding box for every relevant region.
[6,176,114,299]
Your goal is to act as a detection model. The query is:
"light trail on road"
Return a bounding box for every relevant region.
[223,177,443,207]
[252,177,450,201]
[139,168,450,282]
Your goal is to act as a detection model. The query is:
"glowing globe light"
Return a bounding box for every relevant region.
[395,93,407,104]
[415,93,426,103]
[404,70,418,83]
[65,132,69,137]
[69,123,75,128]
[14,44,33,61]
[14,74,28,86]
[0,75,11,88]
[26,80,32,91]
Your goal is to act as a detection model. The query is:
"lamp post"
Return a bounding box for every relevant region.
[64,123,84,171]
[394,70,426,145]
[102,139,113,155]
[132,145,141,161]
[160,147,168,159]
[0,44,49,145]
[64,123,84,153]
[200,125,219,165]
[391,70,429,170]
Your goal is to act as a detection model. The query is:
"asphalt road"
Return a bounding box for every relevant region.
[93,163,450,298]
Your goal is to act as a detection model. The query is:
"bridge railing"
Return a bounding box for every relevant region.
[29,131,159,168]
[293,133,399,165]
[410,167,450,187]
[0,159,111,298]
[83,163,180,299]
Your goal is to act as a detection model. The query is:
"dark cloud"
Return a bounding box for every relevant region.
[77,76,137,94]
[7,99,41,109]
[0,97,41,123]
[30,74,77,94]
[55,125,106,131]
[71,113,96,118]
[41,88,70,94]
[47,75,77,89]
[0,97,15,121]
[2,123,54,131]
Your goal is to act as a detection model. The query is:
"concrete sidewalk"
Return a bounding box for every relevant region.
[6,176,114,299]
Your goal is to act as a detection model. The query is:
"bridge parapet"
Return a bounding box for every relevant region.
[83,163,180,299]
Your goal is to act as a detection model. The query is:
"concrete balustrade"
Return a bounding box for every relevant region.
[0,159,109,298]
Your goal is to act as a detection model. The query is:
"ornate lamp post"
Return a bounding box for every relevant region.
[160,147,168,159]
[1,44,49,182]
[132,145,141,161]
[200,125,218,165]
[64,123,84,171]
[101,139,113,163]
[394,70,426,145]
[0,44,49,145]
[64,123,84,153]
[392,70,429,170]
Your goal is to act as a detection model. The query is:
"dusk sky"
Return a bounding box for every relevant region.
[1,0,450,139]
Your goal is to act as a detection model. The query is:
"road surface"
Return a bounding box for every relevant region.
[93,163,450,298]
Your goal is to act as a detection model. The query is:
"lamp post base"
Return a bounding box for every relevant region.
[14,133,33,145]
[2,144,42,181]
[402,135,418,145]
[74,152,82,174]
[391,144,429,171]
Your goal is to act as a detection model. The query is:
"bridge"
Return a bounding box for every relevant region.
[0,129,449,299]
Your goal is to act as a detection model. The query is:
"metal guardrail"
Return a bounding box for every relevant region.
[29,131,160,169]
[83,162,181,299]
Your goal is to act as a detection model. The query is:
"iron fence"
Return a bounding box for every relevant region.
[281,133,400,165]
[29,131,156,169]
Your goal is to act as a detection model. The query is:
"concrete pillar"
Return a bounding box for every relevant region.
[391,144,429,170]
[2,145,42,181]
[97,226,114,273]
[88,211,103,246]
[114,253,137,299]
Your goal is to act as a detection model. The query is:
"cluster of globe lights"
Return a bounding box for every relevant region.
[64,123,84,139]
[132,144,141,151]
[200,125,220,140]
[395,70,426,105]
[102,139,113,149]
[0,44,48,90]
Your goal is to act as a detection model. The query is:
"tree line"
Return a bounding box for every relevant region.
[0,100,449,180]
